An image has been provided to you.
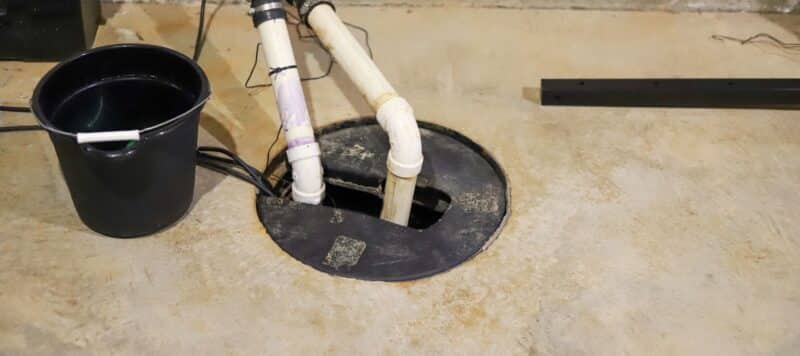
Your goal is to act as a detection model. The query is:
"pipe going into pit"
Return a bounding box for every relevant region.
[290,0,424,226]
[251,0,325,204]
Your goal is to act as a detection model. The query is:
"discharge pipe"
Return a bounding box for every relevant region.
[288,0,424,226]
[250,0,325,204]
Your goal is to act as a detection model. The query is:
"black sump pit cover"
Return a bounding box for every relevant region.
[257,119,509,281]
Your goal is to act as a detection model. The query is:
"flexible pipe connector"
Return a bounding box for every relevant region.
[306,3,424,225]
[252,0,325,204]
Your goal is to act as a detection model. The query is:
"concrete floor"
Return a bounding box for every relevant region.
[2,3,800,355]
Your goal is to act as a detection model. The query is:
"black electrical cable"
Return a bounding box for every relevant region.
[0,105,40,132]
[245,11,373,89]
[713,33,800,49]
[0,125,43,133]
[197,156,260,184]
[192,0,209,61]
[199,147,265,184]
[342,22,373,59]
[197,156,268,191]
[265,122,283,169]
[197,147,277,196]
[0,105,31,113]
[245,42,335,89]
[269,64,299,76]
[291,11,373,59]
[196,148,272,194]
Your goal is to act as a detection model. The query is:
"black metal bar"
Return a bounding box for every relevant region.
[541,79,800,109]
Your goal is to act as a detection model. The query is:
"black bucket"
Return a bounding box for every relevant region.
[31,44,210,238]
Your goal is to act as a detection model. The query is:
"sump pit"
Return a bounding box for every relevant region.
[257,119,509,281]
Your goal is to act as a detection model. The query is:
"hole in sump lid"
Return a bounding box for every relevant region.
[273,173,451,230]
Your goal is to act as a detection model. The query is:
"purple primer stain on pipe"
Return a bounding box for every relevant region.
[287,137,317,147]
[274,71,316,149]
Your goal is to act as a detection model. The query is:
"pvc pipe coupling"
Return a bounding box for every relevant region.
[286,142,326,204]
[249,0,287,27]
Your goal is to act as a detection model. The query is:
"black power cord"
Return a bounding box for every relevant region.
[0,125,43,133]
[197,147,277,196]
[245,42,334,89]
[0,105,32,113]
[713,33,800,49]
[192,0,209,61]
[0,105,40,132]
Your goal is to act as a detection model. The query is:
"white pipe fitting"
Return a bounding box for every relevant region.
[286,142,326,204]
[376,97,424,178]
[257,16,325,204]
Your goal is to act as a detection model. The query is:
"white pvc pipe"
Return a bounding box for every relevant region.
[307,5,397,109]
[307,5,423,226]
[257,17,325,204]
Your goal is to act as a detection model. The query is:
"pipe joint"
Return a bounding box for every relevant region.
[377,97,424,178]
[287,0,335,24]
[249,0,285,27]
[387,151,424,178]
[292,181,326,205]
[292,183,325,205]
[286,142,321,163]
[287,143,325,204]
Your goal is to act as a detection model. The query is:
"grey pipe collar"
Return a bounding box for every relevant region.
[249,0,286,27]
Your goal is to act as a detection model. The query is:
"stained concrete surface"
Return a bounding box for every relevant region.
[2,3,800,355]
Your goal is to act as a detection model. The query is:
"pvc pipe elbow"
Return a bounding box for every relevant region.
[287,143,326,204]
[376,97,424,178]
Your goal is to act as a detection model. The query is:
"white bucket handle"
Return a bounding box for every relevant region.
[77,130,141,144]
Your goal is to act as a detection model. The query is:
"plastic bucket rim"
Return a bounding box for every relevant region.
[30,43,211,141]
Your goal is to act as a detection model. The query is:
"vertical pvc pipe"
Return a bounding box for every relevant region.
[254,3,325,204]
